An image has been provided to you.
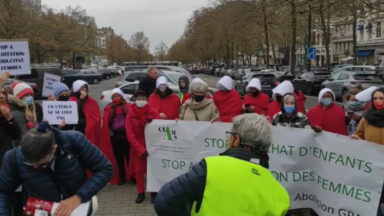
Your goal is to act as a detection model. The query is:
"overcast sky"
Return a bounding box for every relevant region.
[41,0,210,53]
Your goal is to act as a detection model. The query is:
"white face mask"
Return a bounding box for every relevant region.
[158,85,167,92]
[136,100,147,108]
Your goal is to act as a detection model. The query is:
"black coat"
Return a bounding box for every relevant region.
[139,76,157,97]
[154,148,269,216]
[0,117,21,167]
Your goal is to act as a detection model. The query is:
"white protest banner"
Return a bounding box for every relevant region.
[0,40,31,75]
[42,101,78,125]
[145,120,384,216]
[42,73,61,97]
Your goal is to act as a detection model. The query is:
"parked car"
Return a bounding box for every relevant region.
[3,78,38,98]
[331,65,376,76]
[61,70,83,88]
[321,71,383,98]
[293,68,331,95]
[98,68,116,79]
[12,65,61,98]
[79,69,104,84]
[115,69,148,87]
[236,72,280,97]
[107,66,124,75]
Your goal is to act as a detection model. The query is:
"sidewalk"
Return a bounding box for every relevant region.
[94,184,157,216]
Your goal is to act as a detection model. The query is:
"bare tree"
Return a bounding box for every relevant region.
[129,31,151,62]
[155,41,168,61]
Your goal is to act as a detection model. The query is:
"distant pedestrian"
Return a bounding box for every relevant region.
[242,78,270,115]
[213,76,242,122]
[139,66,158,97]
[148,76,180,120]
[307,88,347,135]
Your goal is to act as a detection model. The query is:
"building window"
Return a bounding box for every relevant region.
[377,22,382,38]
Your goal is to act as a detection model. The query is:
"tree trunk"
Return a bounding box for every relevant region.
[352,0,358,65]
[262,0,270,68]
[289,0,297,75]
[320,0,331,72]
[272,42,277,69]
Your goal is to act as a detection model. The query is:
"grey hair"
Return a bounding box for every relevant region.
[231,114,272,152]
[189,81,208,94]
[147,66,157,74]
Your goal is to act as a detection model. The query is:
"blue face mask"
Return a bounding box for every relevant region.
[320,98,332,107]
[283,105,295,114]
[348,101,364,111]
[24,96,34,106]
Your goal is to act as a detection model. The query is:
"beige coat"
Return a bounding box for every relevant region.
[354,117,384,145]
[179,98,219,121]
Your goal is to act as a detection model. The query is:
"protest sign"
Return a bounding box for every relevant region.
[145,120,384,216]
[42,101,78,125]
[0,40,31,75]
[42,73,61,97]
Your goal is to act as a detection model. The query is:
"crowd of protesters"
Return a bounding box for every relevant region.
[0,65,383,215]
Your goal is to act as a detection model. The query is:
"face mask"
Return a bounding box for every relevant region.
[320,98,332,107]
[283,105,295,114]
[348,101,364,111]
[180,82,187,88]
[374,101,384,110]
[136,100,147,108]
[158,85,167,92]
[251,90,259,97]
[58,95,69,101]
[24,96,34,106]
[193,95,205,102]
[112,98,123,105]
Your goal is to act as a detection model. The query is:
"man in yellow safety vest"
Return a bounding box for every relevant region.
[154,113,290,216]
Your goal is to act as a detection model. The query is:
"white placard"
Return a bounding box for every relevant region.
[145,120,384,216]
[42,101,78,125]
[0,41,31,75]
[42,73,61,97]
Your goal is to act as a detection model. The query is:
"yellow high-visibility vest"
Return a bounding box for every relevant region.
[191,156,290,216]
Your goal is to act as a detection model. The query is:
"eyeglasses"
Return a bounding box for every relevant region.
[225,131,237,139]
[24,150,56,168]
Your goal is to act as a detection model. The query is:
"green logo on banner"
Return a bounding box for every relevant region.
[158,127,177,140]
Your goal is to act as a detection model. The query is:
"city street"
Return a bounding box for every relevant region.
[88,74,321,216]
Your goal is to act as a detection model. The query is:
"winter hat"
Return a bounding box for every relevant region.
[11,81,19,91]
[53,82,70,98]
[356,86,379,102]
[111,88,126,100]
[217,75,233,90]
[246,78,262,91]
[72,80,88,93]
[318,88,336,102]
[191,77,207,85]
[156,76,168,88]
[272,80,294,97]
[13,82,33,99]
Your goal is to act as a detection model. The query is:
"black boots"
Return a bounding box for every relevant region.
[135,193,145,203]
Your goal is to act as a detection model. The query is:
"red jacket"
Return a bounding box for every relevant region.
[267,100,281,121]
[99,103,133,184]
[242,93,270,115]
[126,104,159,174]
[69,96,101,146]
[213,90,242,122]
[148,93,180,120]
[294,92,306,114]
[307,103,348,135]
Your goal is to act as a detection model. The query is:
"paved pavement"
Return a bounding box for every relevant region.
[87,73,322,215]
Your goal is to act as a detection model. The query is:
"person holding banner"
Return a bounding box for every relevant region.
[70,80,101,146]
[154,114,290,216]
[343,87,364,136]
[179,80,219,122]
[148,76,180,120]
[267,80,294,121]
[213,76,242,122]
[100,88,133,186]
[51,82,75,130]
[307,88,348,135]
[272,93,309,128]
[126,90,159,203]
[11,82,42,130]
[242,78,270,115]
[0,122,113,216]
